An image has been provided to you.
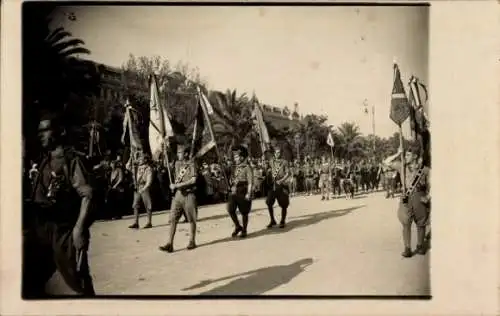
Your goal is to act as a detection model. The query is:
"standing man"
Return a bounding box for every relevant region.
[396,150,430,258]
[227,145,253,238]
[159,141,198,253]
[318,155,332,201]
[265,146,291,229]
[129,153,154,229]
[24,114,95,297]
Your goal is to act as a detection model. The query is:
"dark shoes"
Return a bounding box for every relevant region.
[128,223,139,229]
[143,223,153,229]
[231,226,243,238]
[279,222,286,229]
[267,221,277,229]
[186,241,197,250]
[239,230,247,238]
[401,247,412,258]
[415,244,427,255]
[159,243,173,253]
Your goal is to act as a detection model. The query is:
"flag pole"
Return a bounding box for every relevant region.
[161,82,173,185]
[398,124,406,192]
[196,89,230,193]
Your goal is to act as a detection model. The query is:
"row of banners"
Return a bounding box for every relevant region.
[121,63,429,174]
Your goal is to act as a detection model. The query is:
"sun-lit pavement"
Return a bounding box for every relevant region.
[88,191,430,296]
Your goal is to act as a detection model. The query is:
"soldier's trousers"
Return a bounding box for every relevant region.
[266,185,290,224]
[397,190,430,249]
[169,190,197,244]
[318,174,330,190]
[132,189,152,211]
[22,218,95,298]
[227,185,252,230]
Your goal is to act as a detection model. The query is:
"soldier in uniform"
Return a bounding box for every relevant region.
[227,145,253,238]
[318,155,332,200]
[159,141,198,253]
[303,157,316,196]
[265,146,291,228]
[128,153,154,229]
[393,149,430,258]
[24,114,95,297]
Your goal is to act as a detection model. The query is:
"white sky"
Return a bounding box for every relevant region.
[51,5,428,138]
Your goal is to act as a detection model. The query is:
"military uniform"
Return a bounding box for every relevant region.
[25,147,95,297]
[129,160,154,229]
[227,156,253,238]
[304,162,316,195]
[318,160,332,200]
[398,164,430,257]
[266,157,290,228]
[252,164,265,196]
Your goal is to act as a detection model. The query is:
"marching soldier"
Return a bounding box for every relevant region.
[159,140,198,253]
[227,145,253,238]
[318,155,332,200]
[304,157,316,196]
[265,146,291,229]
[128,153,154,229]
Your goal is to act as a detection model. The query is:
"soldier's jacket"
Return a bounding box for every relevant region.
[304,163,315,177]
[268,158,290,184]
[134,163,154,192]
[405,165,429,194]
[319,162,331,175]
[174,159,197,193]
[231,161,253,185]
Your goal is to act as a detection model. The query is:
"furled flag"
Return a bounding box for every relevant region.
[148,74,174,162]
[191,86,217,158]
[251,95,271,154]
[326,131,335,148]
[408,75,429,139]
[122,98,144,170]
[389,63,411,126]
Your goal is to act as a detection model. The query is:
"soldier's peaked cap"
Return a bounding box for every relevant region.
[231,145,249,158]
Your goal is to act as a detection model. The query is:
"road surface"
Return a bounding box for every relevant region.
[88,191,431,296]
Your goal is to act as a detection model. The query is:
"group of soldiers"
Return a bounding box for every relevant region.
[22,112,429,297]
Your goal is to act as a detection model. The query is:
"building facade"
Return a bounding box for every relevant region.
[88,59,302,130]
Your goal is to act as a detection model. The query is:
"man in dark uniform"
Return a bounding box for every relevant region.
[159,141,198,252]
[265,146,291,228]
[24,114,95,297]
[227,145,253,238]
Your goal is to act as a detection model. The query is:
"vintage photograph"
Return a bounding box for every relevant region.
[22,2,431,297]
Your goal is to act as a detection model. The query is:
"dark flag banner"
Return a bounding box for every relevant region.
[251,94,271,155]
[408,75,429,139]
[390,63,411,126]
[191,86,217,158]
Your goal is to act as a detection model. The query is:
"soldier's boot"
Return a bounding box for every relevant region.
[279,208,287,228]
[415,226,427,255]
[129,209,140,229]
[267,205,277,228]
[143,209,153,229]
[401,224,412,258]
[240,213,249,238]
[159,243,174,253]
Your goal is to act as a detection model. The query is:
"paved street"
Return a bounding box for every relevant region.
[88,191,430,296]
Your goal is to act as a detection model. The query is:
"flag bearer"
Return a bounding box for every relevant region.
[159,140,198,252]
[265,146,291,229]
[227,145,253,238]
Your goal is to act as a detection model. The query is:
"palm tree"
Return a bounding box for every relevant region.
[23,4,100,160]
[209,89,255,152]
[336,122,363,160]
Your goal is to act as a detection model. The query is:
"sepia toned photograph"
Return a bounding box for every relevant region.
[22,2,431,298]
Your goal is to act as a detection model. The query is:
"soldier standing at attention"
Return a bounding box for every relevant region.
[129,153,154,229]
[318,155,332,201]
[227,145,253,238]
[159,141,198,253]
[265,146,291,229]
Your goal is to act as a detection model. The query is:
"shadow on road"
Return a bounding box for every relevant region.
[151,207,270,228]
[197,205,364,248]
[181,258,313,295]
